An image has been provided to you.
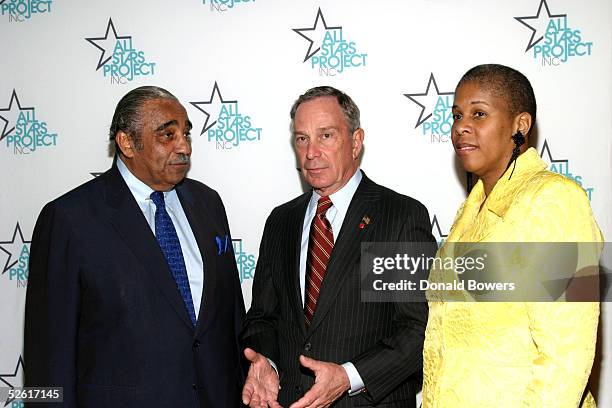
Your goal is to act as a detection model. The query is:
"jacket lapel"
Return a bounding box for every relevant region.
[288,194,311,338]
[307,174,380,334]
[176,182,224,338]
[103,166,194,331]
[447,148,548,244]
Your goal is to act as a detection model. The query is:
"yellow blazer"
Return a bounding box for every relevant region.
[422,148,603,408]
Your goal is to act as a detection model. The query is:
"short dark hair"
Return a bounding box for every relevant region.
[290,86,361,134]
[109,86,178,154]
[457,64,537,135]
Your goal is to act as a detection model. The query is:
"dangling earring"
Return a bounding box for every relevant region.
[466,172,474,194]
[506,130,525,179]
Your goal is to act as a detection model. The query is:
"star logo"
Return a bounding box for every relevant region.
[292,8,342,62]
[539,139,568,168]
[0,223,31,275]
[85,18,131,70]
[514,0,566,52]
[190,82,237,135]
[431,215,448,242]
[0,90,35,142]
[0,356,24,406]
[404,73,454,128]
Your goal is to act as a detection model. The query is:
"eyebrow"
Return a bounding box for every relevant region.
[155,120,192,132]
[317,126,339,132]
[452,100,490,109]
[155,120,178,132]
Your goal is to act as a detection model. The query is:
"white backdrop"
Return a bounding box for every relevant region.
[1,0,610,405]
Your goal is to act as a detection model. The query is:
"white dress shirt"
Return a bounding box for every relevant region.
[117,158,204,318]
[299,169,365,395]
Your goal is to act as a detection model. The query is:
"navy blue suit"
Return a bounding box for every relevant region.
[25,165,245,407]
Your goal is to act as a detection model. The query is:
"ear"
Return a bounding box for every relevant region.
[514,112,532,141]
[116,131,135,158]
[351,128,364,160]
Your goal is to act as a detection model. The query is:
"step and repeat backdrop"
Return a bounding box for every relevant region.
[1,0,611,405]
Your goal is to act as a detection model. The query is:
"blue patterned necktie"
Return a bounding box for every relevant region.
[150,191,197,326]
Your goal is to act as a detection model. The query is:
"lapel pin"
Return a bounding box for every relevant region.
[359,215,371,230]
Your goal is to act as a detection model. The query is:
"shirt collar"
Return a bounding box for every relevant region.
[309,169,362,213]
[116,156,156,202]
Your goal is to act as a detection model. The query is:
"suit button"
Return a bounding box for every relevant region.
[192,383,197,390]
[294,385,303,393]
[303,342,312,351]
[193,340,200,349]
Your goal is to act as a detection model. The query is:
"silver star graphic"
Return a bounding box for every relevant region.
[0,356,24,406]
[85,18,132,70]
[404,73,454,128]
[539,139,569,168]
[0,90,35,141]
[293,8,342,62]
[190,82,237,135]
[515,0,566,52]
[431,215,448,241]
[0,223,31,274]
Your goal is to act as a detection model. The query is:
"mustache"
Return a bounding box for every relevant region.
[169,154,190,165]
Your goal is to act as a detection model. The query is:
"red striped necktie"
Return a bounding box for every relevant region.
[304,196,334,327]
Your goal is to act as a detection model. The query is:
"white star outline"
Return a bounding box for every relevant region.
[85,18,132,70]
[0,223,31,275]
[514,0,567,52]
[190,82,238,136]
[539,139,569,168]
[431,215,448,241]
[293,8,342,62]
[0,356,24,406]
[404,73,454,129]
[0,90,35,142]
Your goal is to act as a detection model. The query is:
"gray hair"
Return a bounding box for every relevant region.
[290,86,361,134]
[109,85,178,153]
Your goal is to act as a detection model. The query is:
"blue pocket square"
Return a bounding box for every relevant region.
[215,234,230,255]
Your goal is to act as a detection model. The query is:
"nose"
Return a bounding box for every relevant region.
[452,117,472,138]
[175,133,192,155]
[305,138,320,160]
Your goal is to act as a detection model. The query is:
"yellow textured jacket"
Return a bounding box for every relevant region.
[422,148,603,408]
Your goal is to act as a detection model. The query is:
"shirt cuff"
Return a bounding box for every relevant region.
[267,358,279,377]
[341,362,365,396]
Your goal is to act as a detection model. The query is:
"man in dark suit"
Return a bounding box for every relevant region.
[24,86,245,407]
[241,86,436,408]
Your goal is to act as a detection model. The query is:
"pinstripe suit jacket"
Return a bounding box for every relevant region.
[242,173,436,407]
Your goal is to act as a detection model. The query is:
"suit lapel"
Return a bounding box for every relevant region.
[307,174,380,334]
[103,166,194,331]
[176,182,224,338]
[288,194,311,338]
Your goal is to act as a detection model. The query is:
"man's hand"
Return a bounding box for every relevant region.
[242,348,282,408]
[288,355,350,408]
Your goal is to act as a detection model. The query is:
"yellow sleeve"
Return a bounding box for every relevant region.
[520,177,602,408]
[523,302,599,407]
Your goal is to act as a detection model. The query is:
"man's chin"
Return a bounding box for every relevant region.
[304,176,328,189]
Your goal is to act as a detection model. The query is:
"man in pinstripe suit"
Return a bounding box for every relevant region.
[241,86,436,408]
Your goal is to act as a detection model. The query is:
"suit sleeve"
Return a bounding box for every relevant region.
[352,200,436,403]
[215,191,248,382]
[240,210,281,365]
[24,202,81,408]
[520,180,602,408]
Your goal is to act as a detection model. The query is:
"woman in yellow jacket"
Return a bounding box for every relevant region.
[422,64,603,408]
